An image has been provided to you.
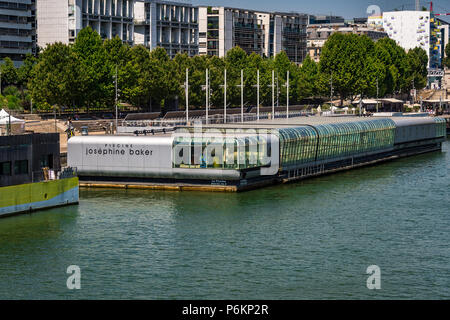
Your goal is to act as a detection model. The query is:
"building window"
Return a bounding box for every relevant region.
[14,160,28,175]
[40,154,53,169]
[0,161,11,175]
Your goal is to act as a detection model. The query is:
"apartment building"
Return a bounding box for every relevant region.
[437,18,449,62]
[383,11,442,68]
[309,15,345,25]
[37,0,135,47]
[307,23,387,62]
[0,0,36,66]
[199,7,263,57]
[134,0,198,57]
[260,11,308,63]
[198,6,307,62]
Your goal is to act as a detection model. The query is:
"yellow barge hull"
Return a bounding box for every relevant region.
[0,177,79,218]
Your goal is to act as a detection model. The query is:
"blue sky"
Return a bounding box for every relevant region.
[190,0,450,22]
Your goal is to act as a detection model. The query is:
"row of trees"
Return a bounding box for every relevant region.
[1,27,430,112]
[305,33,429,105]
[444,43,450,69]
[0,55,35,110]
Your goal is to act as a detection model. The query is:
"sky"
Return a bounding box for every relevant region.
[189,0,450,23]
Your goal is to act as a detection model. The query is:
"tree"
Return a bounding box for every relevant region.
[103,36,130,67]
[273,51,293,104]
[173,53,191,108]
[189,55,209,107]
[29,42,87,110]
[18,28,434,113]
[122,45,152,109]
[244,53,264,106]
[103,36,130,109]
[405,47,428,91]
[147,47,180,111]
[72,27,109,112]
[376,38,409,94]
[17,54,37,89]
[443,43,450,69]
[297,55,325,100]
[121,46,179,111]
[224,46,248,106]
[1,57,18,88]
[0,85,22,110]
[319,33,368,104]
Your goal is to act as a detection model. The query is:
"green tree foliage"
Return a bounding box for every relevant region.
[17,54,37,88]
[376,38,409,94]
[444,43,450,68]
[406,47,428,91]
[319,34,428,104]
[1,57,18,87]
[319,33,383,103]
[0,86,22,110]
[296,55,320,100]
[72,27,109,112]
[29,42,87,110]
[148,47,180,109]
[0,56,36,111]
[3,27,430,112]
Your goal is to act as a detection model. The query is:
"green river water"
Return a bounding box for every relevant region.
[0,140,448,299]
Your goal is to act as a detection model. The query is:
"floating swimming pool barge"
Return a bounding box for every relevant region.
[68,117,447,192]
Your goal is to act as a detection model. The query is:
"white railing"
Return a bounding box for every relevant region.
[118,111,312,130]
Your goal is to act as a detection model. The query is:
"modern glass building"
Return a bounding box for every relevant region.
[279,119,396,167]
[68,117,447,191]
[0,0,36,66]
[172,119,398,171]
[172,130,273,170]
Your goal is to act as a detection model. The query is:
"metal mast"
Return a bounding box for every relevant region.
[206,69,209,124]
[185,68,189,124]
[257,69,260,121]
[286,71,290,119]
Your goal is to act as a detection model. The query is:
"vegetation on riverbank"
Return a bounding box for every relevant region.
[0,27,430,113]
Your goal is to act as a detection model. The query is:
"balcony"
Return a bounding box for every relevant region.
[134,19,147,26]
[207,7,219,14]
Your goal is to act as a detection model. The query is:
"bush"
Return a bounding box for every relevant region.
[36,101,52,112]
[6,95,21,110]
[3,85,20,97]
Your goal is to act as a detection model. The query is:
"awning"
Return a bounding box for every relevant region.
[422,99,450,103]
[0,109,25,124]
[352,99,378,104]
[377,98,404,103]
[0,109,9,119]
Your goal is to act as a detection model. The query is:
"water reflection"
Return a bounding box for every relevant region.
[0,140,447,299]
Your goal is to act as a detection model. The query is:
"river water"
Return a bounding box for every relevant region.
[0,140,449,299]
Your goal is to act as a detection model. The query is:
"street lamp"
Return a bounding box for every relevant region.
[236,69,244,122]
[283,71,290,119]
[114,65,118,133]
[267,70,275,120]
[201,69,210,124]
[181,68,189,125]
[330,73,333,114]
[219,69,227,123]
[252,69,260,121]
